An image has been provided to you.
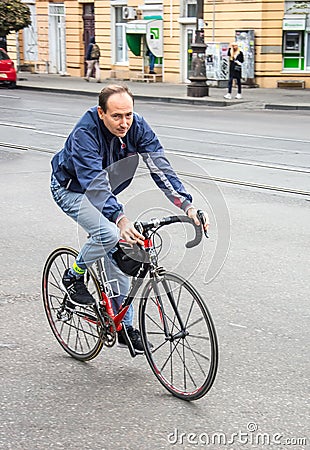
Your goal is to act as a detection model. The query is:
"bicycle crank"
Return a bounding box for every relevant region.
[99,311,117,347]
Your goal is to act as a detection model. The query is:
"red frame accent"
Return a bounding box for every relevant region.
[114,306,130,330]
[144,238,153,248]
[101,292,114,318]
[100,291,130,332]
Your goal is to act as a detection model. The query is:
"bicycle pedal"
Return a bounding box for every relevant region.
[65,299,76,311]
[57,309,72,322]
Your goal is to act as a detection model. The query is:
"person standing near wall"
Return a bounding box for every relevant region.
[85,36,101,83]
[224,42,244,99]
[146,48,156,74]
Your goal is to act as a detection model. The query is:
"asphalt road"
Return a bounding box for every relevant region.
[0,91,309,450]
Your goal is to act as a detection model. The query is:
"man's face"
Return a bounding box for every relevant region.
[98,92,134,137]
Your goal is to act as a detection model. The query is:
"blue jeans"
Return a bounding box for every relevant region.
[149,53,156,72]
[50,175,133,327]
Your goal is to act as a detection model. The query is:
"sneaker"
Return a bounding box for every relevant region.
[235,93,242,99]
[224,93,232,99]
[118,326,153,354]
[62,269,95,307]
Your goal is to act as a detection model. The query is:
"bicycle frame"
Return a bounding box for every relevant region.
[84,214,205,356]
[92,235,152,330]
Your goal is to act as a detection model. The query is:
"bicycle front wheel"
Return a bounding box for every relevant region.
[139,272,218,401]
[42,247,104,361]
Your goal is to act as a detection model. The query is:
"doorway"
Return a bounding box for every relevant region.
[48,4,66,74]
[182,25,196,82]
[306,33,310,70]
[83,4,95,76]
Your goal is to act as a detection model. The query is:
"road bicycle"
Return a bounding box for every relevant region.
[42,213,218,401]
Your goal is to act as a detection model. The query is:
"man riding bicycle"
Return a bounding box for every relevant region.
[50,84,209,353]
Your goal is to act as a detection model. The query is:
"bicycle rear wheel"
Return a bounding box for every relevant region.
[42,247,103,361]
[139,272,218,401]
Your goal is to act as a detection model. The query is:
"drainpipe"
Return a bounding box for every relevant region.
[16,32,20,72]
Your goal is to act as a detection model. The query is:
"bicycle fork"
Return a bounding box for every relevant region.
[152,277,188,342]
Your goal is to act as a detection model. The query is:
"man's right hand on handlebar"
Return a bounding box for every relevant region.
[117,216,145,246]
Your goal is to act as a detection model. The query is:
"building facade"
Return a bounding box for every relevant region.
[6,0,310,88]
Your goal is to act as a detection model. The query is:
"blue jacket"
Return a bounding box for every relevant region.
[86,36,97,61]
[51,107,193,222]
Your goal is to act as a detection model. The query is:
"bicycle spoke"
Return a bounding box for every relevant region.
[186,315,206,330]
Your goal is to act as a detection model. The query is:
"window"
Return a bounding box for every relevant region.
[0,49,8,60]
[115,7,128,63]
[187,2,197,18]
[181,0,197,18]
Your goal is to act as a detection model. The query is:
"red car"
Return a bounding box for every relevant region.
[0,48,17,88]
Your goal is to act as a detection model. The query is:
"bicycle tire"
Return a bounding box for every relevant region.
[139,272,218,401]
[42,247,104,361]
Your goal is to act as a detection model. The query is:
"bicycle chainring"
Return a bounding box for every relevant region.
[99,311,116,347]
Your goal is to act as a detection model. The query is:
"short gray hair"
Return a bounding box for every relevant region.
[98,84,134,112]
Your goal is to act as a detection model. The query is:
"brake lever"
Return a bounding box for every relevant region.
[133,221,146,250]
[134,221,144,235]
[197,210,209,239]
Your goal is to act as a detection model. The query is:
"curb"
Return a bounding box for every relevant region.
[16,83,310,110]
[17,84,99,98]
[127,94,228,107]
[265,103,310,111]
[16,84,232,107]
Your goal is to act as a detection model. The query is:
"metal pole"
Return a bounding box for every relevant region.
[187,0,209,97]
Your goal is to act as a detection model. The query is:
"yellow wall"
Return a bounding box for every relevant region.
[36,0,49,70]
[163,0,181,82]
[65,2,84,76]
[11,0,310,88]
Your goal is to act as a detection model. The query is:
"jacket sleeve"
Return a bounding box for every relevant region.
[71,127,124,222]
[85,44,92,61]
[135,118,193,212]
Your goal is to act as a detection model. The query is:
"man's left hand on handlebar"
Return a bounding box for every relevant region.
[186,207,210,232]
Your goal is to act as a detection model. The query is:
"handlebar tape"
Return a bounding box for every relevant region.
[160,215,203,248]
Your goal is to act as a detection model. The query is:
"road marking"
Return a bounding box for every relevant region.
[155,124,310,144]
[229,322,247,329]
[0,94,20,99]
[166,149,310,174]
[34,130,66,137]
[0,121,35,129]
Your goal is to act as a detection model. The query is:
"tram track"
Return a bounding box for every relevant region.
[1,141,309,197]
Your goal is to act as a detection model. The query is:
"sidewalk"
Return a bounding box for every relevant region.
[17,72,310,110]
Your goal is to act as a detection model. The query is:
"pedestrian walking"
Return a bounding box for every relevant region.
[85,36,101,83]
[224,42,244,99]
